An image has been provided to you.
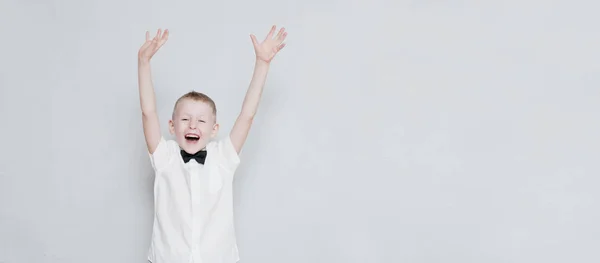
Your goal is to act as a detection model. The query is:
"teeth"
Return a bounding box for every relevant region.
[185,134,199,140]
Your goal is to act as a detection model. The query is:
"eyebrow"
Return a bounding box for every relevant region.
[179,113,208,118]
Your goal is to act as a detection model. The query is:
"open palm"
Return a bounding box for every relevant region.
[250,26,287,63]
[138,29,169,62]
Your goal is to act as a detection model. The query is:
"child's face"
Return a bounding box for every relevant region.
[169,99,218,154]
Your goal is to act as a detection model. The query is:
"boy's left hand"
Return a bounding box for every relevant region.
[250,25,287,64]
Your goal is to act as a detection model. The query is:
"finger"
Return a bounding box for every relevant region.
[158,29,169,45]
[275,27,285,39]
[250,34,259,48]
[163,29,169,40]
[151,30,158,42]
[265,25,276,40]
[277,43,286,52]
[152,30,163,46]
[154,29,161,41]
[278,32,287,44]
[142,31,153,48]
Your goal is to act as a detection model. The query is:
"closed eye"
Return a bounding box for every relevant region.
[182,119,189,121]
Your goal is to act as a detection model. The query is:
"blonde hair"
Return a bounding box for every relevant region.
[172,91,217,117]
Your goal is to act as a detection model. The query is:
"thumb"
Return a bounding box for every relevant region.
[250,34,259,48]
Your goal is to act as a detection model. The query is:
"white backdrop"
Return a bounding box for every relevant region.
[1,0,599,262]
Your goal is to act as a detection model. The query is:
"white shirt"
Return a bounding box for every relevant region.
[147,136,241,263]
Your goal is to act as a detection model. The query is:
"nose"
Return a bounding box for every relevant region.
[189,119,197,129]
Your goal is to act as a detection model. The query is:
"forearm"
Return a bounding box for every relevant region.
[240,60,270,118]
[138,59,158,114]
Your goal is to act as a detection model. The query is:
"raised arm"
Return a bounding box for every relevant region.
[230,25,287,153]
[138,29,169,154]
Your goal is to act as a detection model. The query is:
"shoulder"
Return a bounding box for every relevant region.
[164,138,181,152]
[149,136,181,171]
[155,137,181,155]
[207,135,241,171]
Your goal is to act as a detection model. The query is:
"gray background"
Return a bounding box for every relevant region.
[1,0,599,262]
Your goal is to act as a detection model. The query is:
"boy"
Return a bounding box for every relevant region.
[137,26,287,263]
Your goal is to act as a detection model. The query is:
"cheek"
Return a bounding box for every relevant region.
[174,122,186,133]
[200,124,214,134]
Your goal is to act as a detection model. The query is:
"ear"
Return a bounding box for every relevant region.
[168,119,175,135]
[211,123,220,138]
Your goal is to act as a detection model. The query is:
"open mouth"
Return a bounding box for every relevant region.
[185,134,200,142]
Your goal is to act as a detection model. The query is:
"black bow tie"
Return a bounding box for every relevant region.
[181,150,207,164]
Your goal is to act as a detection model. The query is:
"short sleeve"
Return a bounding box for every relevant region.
[148,137,176,172]
[211,135,241,172]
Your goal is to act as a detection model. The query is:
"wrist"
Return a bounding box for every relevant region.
[255,59,270,68]
[138,57,151,66]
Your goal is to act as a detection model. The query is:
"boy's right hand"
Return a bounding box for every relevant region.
[138,29,169,63]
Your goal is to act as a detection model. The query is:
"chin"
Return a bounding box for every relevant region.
[179,141,207,154]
